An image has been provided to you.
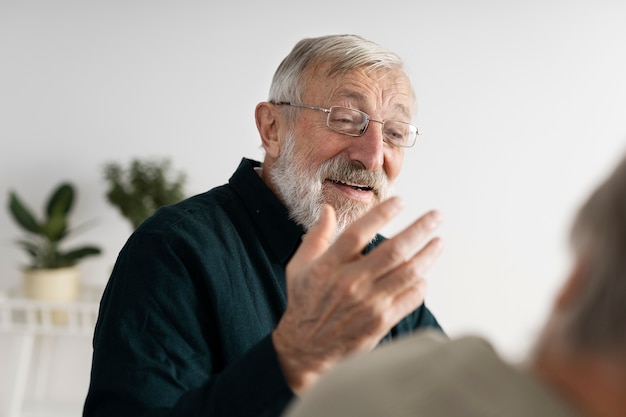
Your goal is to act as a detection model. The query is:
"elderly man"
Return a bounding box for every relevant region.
[83,34,444,417]
[283,150,626,417]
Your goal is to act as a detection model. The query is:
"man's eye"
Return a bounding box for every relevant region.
[330,114,360,128]
[334,117,358,124]
[384,123,408,140]
[386,129,404,139]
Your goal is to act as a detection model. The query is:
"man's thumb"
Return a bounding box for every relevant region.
[288,204,337,272]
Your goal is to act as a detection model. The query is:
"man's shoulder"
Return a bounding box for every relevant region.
[141,184,236,227]
[140,158,258,232]
[123,180,248,252]
[160,157,259,220]
[286,331,580,417]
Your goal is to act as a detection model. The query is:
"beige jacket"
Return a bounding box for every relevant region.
[283,331,583,417]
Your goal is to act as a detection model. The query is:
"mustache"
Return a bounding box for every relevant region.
[317,157,388,194]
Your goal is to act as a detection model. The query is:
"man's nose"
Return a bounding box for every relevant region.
[346,120,385,171]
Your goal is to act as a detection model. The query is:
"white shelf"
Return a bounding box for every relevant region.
[0,286,102,417]
[0,300,99,336]
[0,286,101,335]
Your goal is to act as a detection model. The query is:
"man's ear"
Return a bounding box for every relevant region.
[554,257,588,312]
[255,102,282,158]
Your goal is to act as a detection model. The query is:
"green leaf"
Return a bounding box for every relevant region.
[42,211,68,242]
[16,239,41,258]
[9,182,102,269]
[8,192,41,234]
[46,183,74,218]
[59,246,102,265]
[102,158,186,230]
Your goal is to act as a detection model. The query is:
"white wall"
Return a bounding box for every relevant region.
[1,0,626,413]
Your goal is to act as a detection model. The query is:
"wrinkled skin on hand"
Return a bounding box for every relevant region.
[272,196,444,394]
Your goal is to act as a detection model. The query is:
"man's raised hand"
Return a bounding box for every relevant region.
[272,196,444,394]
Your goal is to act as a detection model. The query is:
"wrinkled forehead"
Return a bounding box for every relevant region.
[303,63,416,116]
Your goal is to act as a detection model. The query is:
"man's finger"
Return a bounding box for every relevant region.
[288,204,337,273]
[331,196,405,261]
[375,235,444,294]
[370,236,444,326]
[406,236,444,276]
[358,209,443,279]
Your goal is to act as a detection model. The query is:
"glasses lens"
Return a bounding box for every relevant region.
[383,121,417,147]
[327,107,368,136]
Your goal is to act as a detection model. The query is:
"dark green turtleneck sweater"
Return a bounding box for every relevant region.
[83,158,442,417]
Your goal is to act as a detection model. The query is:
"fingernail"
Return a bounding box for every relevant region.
[429,210,443,228]
[388,196,405,212]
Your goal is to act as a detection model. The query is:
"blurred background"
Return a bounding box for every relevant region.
[1,0,626,415]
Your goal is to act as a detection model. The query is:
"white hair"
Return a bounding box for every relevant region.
[268,34,415,119]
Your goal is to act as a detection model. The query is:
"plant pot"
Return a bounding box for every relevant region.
[22,266,80,324]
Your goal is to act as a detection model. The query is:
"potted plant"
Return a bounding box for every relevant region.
[103,157,186,230]
[8,182,102,304]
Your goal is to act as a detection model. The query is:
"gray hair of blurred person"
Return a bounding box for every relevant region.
[268,34,416,124]
[561,152,626,357]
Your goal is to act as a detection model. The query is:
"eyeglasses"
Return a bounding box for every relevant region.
[275,102,419,148]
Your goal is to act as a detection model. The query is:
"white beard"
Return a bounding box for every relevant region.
[270,132,394,238]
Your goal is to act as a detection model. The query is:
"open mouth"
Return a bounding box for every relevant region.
[328,179,374,192]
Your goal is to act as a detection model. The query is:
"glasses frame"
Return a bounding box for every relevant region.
[275,102,419,148]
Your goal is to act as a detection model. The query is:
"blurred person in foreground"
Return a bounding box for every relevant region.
[83,34,444,417]
[284,149,626,417]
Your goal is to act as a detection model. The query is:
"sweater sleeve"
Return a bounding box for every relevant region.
[83,227,294,417]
